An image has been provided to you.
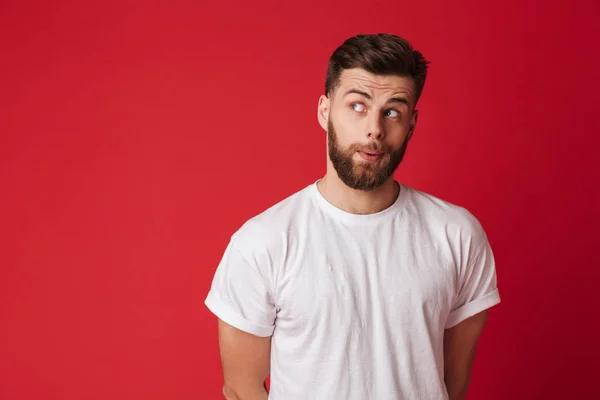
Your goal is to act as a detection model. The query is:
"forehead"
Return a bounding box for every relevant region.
[336,68,415,103]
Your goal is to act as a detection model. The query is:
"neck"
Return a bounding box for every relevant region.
[317,170,400,215]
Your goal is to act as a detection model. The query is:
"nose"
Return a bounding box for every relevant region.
[367,113,384,140]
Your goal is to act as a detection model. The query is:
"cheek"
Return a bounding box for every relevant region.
[385,121,411,142]
[334,118,361,143]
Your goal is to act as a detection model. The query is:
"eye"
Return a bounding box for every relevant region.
[385,109,400,118]
[351,103,366,113]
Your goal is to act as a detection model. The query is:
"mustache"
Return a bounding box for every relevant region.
[352,143,389,152]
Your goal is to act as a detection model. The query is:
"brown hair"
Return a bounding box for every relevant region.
[325,33,430,105]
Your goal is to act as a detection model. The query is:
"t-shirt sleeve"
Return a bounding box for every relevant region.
[445,226,501,329]
[204,234,277,337]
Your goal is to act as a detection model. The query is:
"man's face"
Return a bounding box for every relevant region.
[319,68,418,191]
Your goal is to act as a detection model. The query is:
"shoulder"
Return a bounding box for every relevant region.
[403,185,493,270]
[403,184,487,239]
[230,183,314,254]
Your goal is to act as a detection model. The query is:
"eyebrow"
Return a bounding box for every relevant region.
[343,88,410,107]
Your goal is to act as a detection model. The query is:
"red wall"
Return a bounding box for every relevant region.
[1,1,599,399]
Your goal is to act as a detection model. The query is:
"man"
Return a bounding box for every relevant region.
[204,33,501,400]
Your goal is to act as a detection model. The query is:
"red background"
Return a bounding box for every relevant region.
[1,0,599,399]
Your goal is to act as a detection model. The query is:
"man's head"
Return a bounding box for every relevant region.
[318,33,430,191]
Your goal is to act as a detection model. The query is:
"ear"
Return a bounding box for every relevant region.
[407,109,419,140]
[317,95,330,131]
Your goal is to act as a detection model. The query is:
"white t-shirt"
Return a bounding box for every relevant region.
[205,180,501,399]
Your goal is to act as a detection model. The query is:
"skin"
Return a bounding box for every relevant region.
[316,68,418,214]
[218,68,489,400]
[219,320,270,400]
[443,311,489,400]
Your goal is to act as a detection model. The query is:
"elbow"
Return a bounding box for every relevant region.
[222,384,240,400]
[222,381,268,400]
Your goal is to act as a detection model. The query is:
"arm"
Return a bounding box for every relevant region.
[218,318,271,400]
[443,309,488,400]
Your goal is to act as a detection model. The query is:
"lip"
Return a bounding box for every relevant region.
[358,150,384,161]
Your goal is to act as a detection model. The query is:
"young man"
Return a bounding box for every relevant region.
[205,33,501,400]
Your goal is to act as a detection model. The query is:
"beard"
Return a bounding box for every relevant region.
[327,118,409,191]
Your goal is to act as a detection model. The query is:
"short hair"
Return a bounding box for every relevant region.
[325,33,430,105]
